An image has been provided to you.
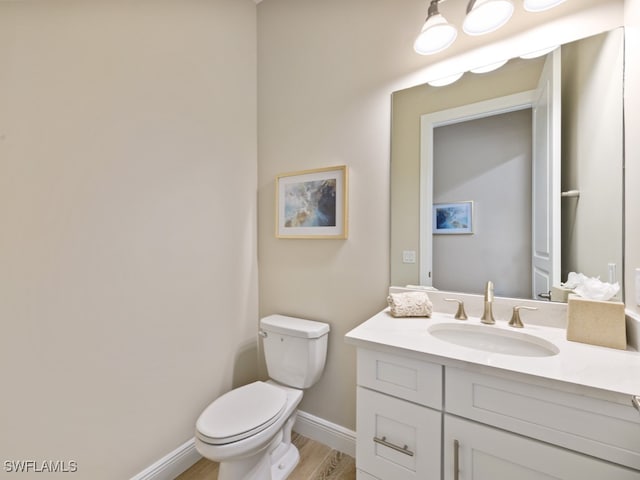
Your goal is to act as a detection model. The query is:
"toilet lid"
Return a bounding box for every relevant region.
[196,381,287,445]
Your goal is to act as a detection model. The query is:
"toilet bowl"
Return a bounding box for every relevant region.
[195,315,330,480]
[195,381,302,480]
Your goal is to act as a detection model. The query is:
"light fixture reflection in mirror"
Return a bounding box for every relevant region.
[463,0,515,36]
[470,59,509,74]
[428,72,465,87]
[520,45,559,59]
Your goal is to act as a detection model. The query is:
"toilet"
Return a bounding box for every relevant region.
[194,314,330,480]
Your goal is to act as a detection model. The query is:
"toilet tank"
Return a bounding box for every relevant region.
[260,315,330,389]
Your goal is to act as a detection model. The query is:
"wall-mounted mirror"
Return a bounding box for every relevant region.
[390,28,624,301]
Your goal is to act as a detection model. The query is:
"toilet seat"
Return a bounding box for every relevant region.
[196,381,287,445]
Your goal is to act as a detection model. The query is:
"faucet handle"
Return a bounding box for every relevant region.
[509,306,537,328]
[444,298,468,320]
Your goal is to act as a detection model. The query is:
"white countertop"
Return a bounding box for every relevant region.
[345,307,640,405]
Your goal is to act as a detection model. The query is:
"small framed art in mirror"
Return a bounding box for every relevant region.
[433,201,473,235]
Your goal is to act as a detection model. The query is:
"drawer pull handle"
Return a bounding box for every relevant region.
[453,439,460,480]
[632,395,640,413]
[373,436,414,457]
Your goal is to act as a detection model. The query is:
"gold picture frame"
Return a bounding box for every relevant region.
[275,165,348,239]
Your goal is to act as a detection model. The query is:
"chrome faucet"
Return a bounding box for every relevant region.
[480,281,495,325]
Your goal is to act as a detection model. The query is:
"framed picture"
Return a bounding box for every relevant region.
[275,165,348,239]
[433,201,473,234]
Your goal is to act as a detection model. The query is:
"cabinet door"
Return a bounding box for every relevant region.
[446,367,640,469]
[356,469,380,480]
[444,415,640,480]
[357,387,441,480]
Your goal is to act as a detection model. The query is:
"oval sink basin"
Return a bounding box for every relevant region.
[428,323,559,357]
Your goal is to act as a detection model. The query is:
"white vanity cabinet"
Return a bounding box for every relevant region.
[354,347,640,480]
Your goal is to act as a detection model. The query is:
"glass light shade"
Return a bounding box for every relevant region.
[414,14,458,55]
[524,0,566,12]
[428,72,464,87]
[463,0,514,36]
[470,59,509,73]
[520,45,558,59]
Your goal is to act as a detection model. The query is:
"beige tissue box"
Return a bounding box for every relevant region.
[566,295,626,350]
[551,285,573,302]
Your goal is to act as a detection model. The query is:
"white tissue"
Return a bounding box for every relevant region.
[561,272,587,290]
[561,271,619,301]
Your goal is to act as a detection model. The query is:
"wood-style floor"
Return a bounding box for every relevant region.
[176,433,356,480]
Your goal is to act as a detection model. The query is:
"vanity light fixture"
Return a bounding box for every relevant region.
[523,0,566,12]
[413,0,458,55]
[462,0,514,36]
[414,0,566,56]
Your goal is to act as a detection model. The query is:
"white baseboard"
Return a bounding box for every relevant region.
[130,411,356,480]
[130,437,201,480]
[293,410,356,458]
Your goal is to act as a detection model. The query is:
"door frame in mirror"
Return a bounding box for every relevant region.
[419,91,537,287]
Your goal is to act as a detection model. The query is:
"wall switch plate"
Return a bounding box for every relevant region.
[636,268,640,306]
[402,250,416,264]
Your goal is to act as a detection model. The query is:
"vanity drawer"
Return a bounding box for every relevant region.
[357,348,442,408]
[445,367,640,470]
[356,387,441,480]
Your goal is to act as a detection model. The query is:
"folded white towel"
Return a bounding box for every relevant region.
[387,291,433,318]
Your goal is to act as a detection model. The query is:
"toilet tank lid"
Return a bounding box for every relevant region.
[260,314,330,339]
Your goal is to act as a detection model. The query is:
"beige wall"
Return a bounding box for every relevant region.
[0,1,258,478]
[561,29,624,290]
[626,0,640,313]
[256,0,400,430]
